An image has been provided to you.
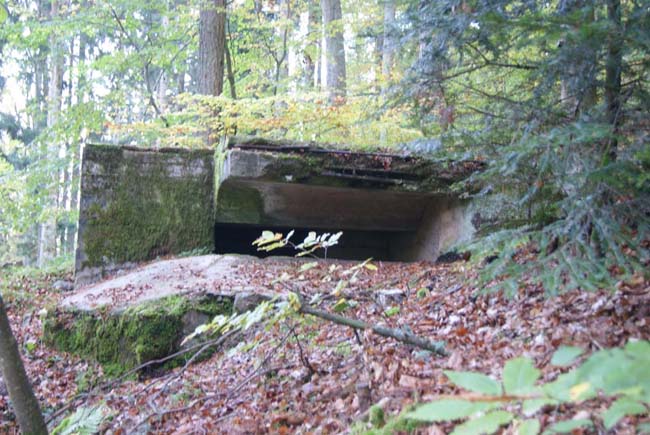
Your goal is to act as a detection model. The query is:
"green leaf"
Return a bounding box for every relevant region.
[252,230,280,246]
[299,261,319,272]
[639,422,650,434]
[364,262,378,271]
[450,411,513,435]
[542,419,593,434]
[516,419,541,435]
[407,399,496,422]
[384,306,400,317]
[550,346,584,367]
[52,404,107,435]
[602,397,647,430]
[522,398,556,416]
[331,279,348,296]
[444,371,503,396]
[0,6,7,24]
[333,298,350,313]
[543,370,580,401]
[503,357,540,395]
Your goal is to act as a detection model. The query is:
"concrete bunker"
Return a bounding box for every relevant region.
[74,137,483,285]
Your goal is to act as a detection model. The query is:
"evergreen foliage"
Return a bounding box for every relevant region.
[399,0,649,293]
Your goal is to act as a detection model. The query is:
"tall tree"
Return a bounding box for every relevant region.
[0,295,48,435]
[198,0,226,138]
[381,0,396,86]
[38,0,65,267]
[320,0,345,101]
[604,0,622,160]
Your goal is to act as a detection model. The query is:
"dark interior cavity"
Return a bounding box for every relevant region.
[214,223,415,261]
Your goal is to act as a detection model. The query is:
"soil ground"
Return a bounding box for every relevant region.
[1,255,649,434]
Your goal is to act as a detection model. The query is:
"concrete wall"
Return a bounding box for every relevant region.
[75,145,215,286]
[75,141,480,286]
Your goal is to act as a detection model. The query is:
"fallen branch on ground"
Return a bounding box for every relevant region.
[299,303,447,356]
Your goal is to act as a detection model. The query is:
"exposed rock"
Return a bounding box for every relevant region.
[234,292,273,314]
[375,289,406,307]
[52,280,74,292]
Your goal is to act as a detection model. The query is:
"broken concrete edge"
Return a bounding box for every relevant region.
[226,135,486,191]
[42,291,234,376]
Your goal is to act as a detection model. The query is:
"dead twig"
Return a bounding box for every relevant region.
[289,325,317,380]
[299,303,448,356]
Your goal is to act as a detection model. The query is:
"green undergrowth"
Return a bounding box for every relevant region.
[0,259,73,308]
[43,294,233,376]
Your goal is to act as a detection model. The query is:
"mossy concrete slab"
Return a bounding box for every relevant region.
[75,145,215,287]
[44,255,268,375]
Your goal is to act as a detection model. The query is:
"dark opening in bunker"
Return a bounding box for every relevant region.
[214,223,415,261]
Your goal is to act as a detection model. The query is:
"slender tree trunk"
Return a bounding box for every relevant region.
[381,0,396,86]
[310,0,321,89]
[272,0,291,97]
[198,0,226,145]
[302,0,320,90]
[0,295,48,435]
[158,14,170,112]
[225,39,237,99]
[605,0,622,161]
[320,0,346,102]
[225,16,237,99]
[38,0,64,267]
[379,0,396,143]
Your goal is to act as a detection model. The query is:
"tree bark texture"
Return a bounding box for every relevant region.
[0,295,48,435]
[320,0,346,101]
[198,0,226,145]
[198,0,226,97]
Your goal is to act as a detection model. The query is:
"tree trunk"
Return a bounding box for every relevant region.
[301,0,319,90]
[310,0,321,89]
[225,19,237,99]
[198,0,226,145]
[320,0,346,102]
[605,0,622,161]
[271,0,291,97]
[381,0,396,85]
[158,14,170,112]
[0,295,48,435]
[38,0,65,267]
[379,0,396,143]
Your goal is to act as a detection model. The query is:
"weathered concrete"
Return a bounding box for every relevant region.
[75,145,215,286]
[45,255,263,374]
[214,137,483,260]
[74,138,483,284]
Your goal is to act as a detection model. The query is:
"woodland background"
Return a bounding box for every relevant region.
[1,1,650,433]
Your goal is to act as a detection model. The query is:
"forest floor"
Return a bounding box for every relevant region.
[1,255,649,434]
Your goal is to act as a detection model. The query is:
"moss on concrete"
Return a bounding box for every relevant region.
[81,147,214,268]
[43,294,232,375]
[214,182,264,224]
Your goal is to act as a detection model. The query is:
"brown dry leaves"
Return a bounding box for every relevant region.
[1,259,649,434]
